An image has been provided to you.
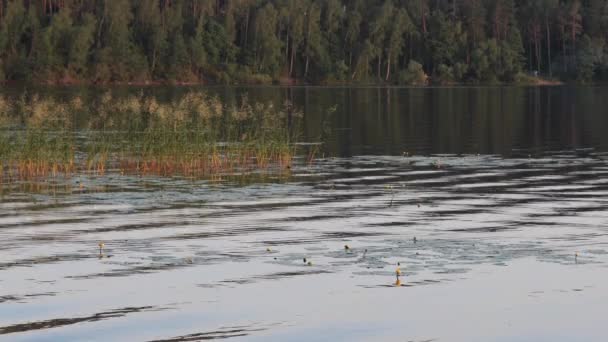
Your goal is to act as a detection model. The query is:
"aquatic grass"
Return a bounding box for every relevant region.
[0,129,76,180]
[0,92,310,181]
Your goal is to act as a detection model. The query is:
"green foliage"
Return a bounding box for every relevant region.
[134,0,166,77]
[253,3,282,76]
[436,64,454,84]
[575,35,605,82]
[332,60,349,80]
[399,61,427,85]
[44,8,73,73]
[169,32,190,80]
[500,26,525,81]
[428,11,461,69]
[0,0,606,84]
[69,14,97,76]
[471,40,501,83]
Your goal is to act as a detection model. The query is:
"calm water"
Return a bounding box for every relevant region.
[1,86,608,341]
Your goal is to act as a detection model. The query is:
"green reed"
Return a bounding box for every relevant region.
[0,91,305,180]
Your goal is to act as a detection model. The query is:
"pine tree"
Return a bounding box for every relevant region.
[0,0,605,83]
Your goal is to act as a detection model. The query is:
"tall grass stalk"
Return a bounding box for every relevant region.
[0,92,306,180]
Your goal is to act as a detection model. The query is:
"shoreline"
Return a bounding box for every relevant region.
[0,74,578,88]
[0,79,573,88]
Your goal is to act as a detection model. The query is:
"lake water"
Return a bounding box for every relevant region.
[1,86,608,341]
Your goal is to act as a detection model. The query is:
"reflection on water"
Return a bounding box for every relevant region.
[318,86,608,157]
[2,86,608,158]
[1,87,608,341]
[0,306,162,335]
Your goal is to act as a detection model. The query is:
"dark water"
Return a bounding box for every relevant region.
[1,86,608,341]
[198,86,608,156]
[5,85,608,157]
[262,86,606,157]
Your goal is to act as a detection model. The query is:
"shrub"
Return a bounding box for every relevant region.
[399,60,428,85]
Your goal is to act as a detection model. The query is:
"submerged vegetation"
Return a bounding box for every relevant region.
[0,91,309,181]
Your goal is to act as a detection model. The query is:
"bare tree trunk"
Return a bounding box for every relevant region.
[244,7,250,48]
[535,30,540,73]
[304,54,309,78]
[285,33,289,59]
[528,37,531,72]
[377,55,381,80]
[420,1,427,34]
[570,19,577,70]
[569,16,576,69]
[546,17,551,77]
[561,25,566,73]
[537,36,541,73]
[289,46,295,77]
[96,1,106,49]
[253,33,258,70]
[385,52,391,81]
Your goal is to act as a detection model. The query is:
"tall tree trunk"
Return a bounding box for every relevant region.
[534,30,540,72]
[285,33,289,59]
[289,45,295,77]
[244,8,250,48]
[527,39,532,72]
[571,20,575,50]
[304,54,309,78]
[562,25,566,73]
[96,1,106,49]
[385,52,391,81]
[152,49,157,74]
[377,55,381,80]
[570,19,577,71]
[546,17,551,77]
[419,0,427,34]
[253,32,257,70]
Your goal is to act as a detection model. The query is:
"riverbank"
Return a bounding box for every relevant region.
[0,77,568,87]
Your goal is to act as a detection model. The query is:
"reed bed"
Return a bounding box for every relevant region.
[0,92,308,182]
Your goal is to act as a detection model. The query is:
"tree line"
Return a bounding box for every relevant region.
[0,0,607,85]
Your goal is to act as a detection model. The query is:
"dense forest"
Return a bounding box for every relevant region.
[0,0,607,85]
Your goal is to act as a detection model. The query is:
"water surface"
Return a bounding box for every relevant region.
[1,86,608,341]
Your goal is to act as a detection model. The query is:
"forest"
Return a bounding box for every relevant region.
[0,0,607,85]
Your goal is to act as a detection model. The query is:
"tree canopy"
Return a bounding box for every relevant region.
[0,0,607,85]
